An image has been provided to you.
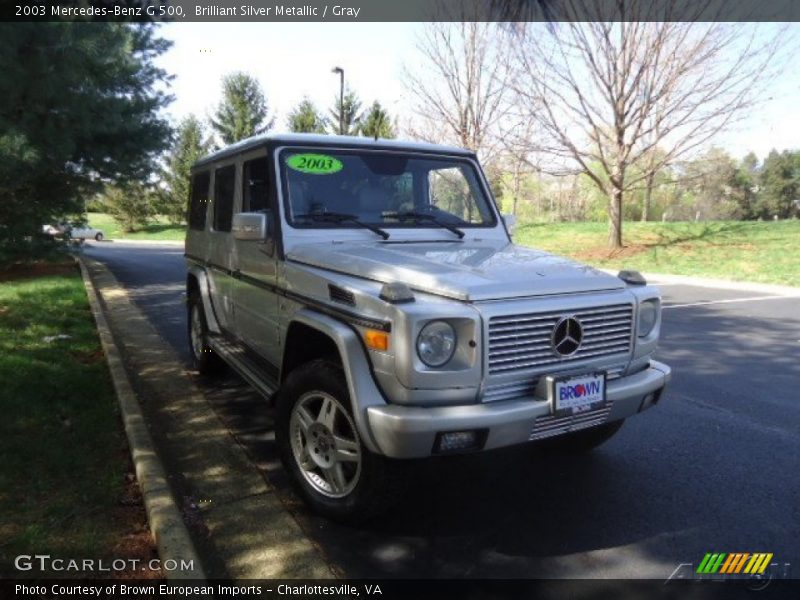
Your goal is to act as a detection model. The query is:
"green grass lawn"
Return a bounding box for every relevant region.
[514,220,800,287]
[0,263,155,575]
[87,211,796,286]
[87,212,185,241]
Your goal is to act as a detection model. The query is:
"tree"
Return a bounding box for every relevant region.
[758,150,799,219]
[103,183,156,233]
[511,17,783,246]
[211,72,274,145]
[674,148,743,221]
[497,118,541,216]
[731,152,760,219]
[359,101,395,139]
[405,21,512,159]
[328,90,364,136]
[287,97,328,133]
[0,23,172,254]
[161,115,211,224]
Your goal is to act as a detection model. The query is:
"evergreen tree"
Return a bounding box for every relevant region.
[103,183,156,233]
[731,152,760,219]
[287,97,328,133]
[758,149,799,219]
[359,101,396,139]
[211,72,274,145]
[0,23,173,254]
[328,90,364,136]
[162,115,211,224]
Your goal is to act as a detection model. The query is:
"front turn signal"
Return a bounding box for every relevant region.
[364,329,389,351]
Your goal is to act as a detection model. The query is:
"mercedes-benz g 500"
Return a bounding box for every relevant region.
[185,134,671,520]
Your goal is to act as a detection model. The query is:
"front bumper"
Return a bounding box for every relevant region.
[366,360,672,458]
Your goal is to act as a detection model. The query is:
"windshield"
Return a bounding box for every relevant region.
[279,148,497,230]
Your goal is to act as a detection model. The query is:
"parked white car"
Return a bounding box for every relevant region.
[68,224,104,241]
[42,222,104,241]
[42,224,66,236]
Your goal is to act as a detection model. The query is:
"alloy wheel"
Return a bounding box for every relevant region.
[289,391,362,498]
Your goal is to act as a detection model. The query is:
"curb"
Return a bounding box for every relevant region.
[599,269,800,297]
[78,256,335,580]
[77,257,206,580]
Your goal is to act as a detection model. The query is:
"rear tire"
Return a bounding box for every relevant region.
[536,420,624,454]
[276,359,405,522]
[94,232,104,241]
[187,292,223,375]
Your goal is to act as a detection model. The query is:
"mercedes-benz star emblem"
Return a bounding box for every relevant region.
[551,316,583,357]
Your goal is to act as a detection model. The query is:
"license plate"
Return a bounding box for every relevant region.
[550,372,606,415]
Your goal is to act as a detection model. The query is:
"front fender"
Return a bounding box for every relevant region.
[288,309,387,454]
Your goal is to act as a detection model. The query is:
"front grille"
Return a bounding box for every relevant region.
[482,380,540,403]
[488,304,633,374]
[529,401,614,440]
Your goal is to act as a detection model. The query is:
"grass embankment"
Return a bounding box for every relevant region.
[0,262,158,577]
[87,212,185,241]
[87,211,797,285]
[515,220,800,287]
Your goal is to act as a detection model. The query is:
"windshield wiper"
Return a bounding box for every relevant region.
[295,211,390,240]
[384,211,465,239]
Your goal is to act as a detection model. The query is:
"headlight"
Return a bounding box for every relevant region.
[637,300,658,337]
[416,321,457,367]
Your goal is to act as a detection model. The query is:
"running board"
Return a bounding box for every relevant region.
[208,334,279,400]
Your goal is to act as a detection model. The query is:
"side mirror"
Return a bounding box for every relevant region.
[232,212,268,241]
[502,213,516,235]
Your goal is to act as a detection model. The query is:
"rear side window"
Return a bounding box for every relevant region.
[213,165,236,232]
[188,171,210,230]
[243,157,269,213]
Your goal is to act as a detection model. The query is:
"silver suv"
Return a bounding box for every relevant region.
[185,134,671,520]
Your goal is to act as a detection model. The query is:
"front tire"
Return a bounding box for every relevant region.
[536,420,624,454]
[276,359,404,522]
[94,232,104,241]
[187,292,223,375]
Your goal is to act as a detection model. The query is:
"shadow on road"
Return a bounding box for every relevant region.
[196,300,799,578]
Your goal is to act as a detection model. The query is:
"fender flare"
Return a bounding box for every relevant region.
[186,265,221,334]
[287,309,387,454]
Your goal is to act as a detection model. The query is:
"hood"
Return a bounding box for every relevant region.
[287,240,626,301]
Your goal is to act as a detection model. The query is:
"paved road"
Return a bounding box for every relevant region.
[84,241,800,579]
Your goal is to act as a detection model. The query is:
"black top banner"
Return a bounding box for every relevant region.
[3,0,800,22]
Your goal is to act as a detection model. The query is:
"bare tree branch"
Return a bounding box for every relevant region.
[404,19,512,163]
[510,15,789,247]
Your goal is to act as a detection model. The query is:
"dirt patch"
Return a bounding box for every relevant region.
[69,348,106,365]
[0,260,78,282]
[110,443,163,581]
[111,474,163,580]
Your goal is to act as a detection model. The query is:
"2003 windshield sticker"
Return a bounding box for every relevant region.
[286,153,343,175]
